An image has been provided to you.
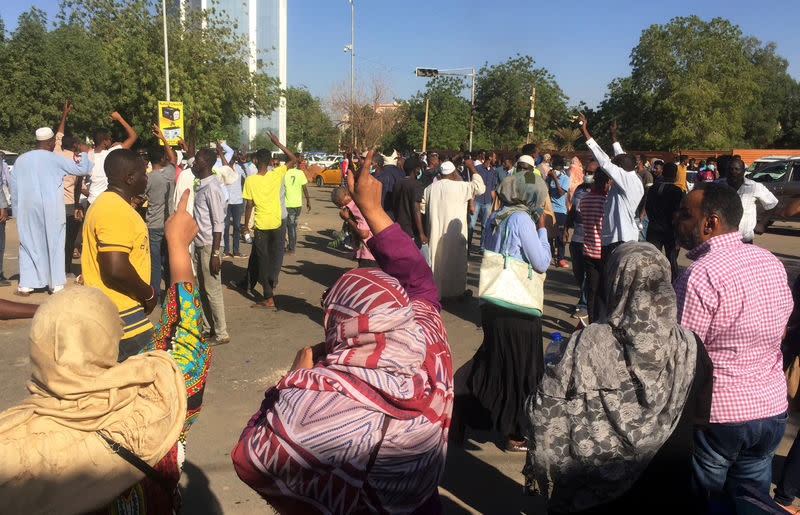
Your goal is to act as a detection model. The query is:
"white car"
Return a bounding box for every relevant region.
[307,154,342,169]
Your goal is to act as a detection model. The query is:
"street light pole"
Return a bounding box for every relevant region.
[349,0,354,147]
[469,67,475,152]
[415,66,475,151]
[161,0,170,101]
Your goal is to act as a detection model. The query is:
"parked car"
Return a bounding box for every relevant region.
[1,150,18,171]
[313,158,344,186]
[746,155,800,223]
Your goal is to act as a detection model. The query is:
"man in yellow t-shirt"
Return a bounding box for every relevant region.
[81,149,155,360]
[284,158,311,255]
[675,155,689,192]
[241,132,297,309]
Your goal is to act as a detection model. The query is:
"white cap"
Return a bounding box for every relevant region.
[35,127,55,141]
[440,161,456,175]
[516,155,536,168]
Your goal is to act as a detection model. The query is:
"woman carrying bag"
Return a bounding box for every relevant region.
[461,169,550,452]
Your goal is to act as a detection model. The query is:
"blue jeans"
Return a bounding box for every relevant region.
[148,228,164,297]
[286,207,301,251]
[692,412,787,508]
[224,202,244,255]
[468,201,492,249]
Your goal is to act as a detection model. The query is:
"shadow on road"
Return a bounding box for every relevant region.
[275,294,323,326]
[282,259,349,288]
[440,440,542,514]
[180,461,224,514]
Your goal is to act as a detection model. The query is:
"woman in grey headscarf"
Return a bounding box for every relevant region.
[524,242,712,513]
[459,169,550,452]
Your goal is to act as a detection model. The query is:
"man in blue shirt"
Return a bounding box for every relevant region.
[468,150,497,251]
[546,154,571,267]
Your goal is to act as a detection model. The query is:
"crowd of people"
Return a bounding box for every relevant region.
[0,102,798,515]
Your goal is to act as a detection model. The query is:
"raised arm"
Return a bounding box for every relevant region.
[55,101,72,152]
[216,141,230,167]
[153,124,176,164]
[268,131,297,168]
[610,120,624,156]
[353,150,440,309]
[110,111,138,149]
[579,113,634,190]
[187,109,197,158]
[146,190,209,433]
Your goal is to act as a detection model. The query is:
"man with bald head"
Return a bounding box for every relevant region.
[725,157,778,243]
[9,126,92,296]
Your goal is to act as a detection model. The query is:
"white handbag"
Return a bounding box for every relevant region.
[478,218,546,316]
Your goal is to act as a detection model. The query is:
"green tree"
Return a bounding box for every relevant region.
[0,0,280,151]
[285,86,339,153]
[596,16,800,150]
[474,54,569,150]
[385,76,471,151]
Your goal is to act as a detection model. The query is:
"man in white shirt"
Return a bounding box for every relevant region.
[578,113,644,317]
[725,158,778,243]
[87,112,138,204]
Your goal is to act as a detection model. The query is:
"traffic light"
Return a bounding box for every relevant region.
[415,68,439,78]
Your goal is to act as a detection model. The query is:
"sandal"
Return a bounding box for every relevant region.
[251,301,277,311]
[14,290,32,297]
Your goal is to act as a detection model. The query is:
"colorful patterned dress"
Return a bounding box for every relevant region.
[96,282,211,514]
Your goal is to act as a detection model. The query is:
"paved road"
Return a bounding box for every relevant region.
[0,186,798,513]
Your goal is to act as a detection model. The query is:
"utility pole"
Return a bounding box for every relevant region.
[422,97,430,152]
[526,86,536,144]
[161,0,170,100]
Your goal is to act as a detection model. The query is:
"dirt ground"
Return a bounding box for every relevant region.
[1,185,799,514]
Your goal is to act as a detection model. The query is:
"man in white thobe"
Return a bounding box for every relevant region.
[421,159,485,298]
[9,127,92,294]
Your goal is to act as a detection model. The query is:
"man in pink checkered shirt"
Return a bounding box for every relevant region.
[674,182,794,507]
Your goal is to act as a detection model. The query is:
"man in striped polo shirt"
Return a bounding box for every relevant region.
[577,168,609,322]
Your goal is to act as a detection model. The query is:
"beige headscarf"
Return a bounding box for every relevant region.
[0,286,186,515]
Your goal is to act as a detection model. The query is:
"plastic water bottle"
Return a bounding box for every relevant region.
[544,332,564,365]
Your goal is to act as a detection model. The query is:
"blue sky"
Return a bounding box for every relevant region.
[3,0,799,108]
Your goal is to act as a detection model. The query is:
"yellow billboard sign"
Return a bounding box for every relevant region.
[157,101,184,145]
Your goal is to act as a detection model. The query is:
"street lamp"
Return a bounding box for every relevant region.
[414,66,475,151]
[347,0,354,147]
[161,0,170,100]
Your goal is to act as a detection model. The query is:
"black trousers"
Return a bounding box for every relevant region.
[593,242,625,321]
[252,227,282,299]
[584,255,603,322]
[646,231,679,282]
[65,205,82,274]
[569,241,587,307]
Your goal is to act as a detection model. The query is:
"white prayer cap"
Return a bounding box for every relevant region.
[516,155,536,168]
[440,161,456,175]
[35,127,55,141]
[174,150,184,165]
[383,150,398,166]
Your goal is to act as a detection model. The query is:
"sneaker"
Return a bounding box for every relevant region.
[557,259,569,268]
[211,335,231,345]
[233,253,248,258]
